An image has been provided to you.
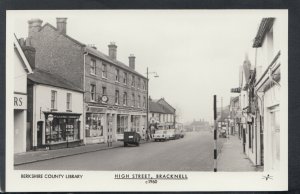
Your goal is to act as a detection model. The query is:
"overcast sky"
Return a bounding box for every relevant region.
[10,10,284,123]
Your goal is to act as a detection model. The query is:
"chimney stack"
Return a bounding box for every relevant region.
[28,18,43,38]
[108,42,117,60]
[56,18,67,34]
[129,54,135,70]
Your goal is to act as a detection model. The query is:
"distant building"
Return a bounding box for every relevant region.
[149,98,176,131]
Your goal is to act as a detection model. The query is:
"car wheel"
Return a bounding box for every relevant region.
[124,142,128,147]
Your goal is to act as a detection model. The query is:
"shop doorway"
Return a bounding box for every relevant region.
[37,121,43,147]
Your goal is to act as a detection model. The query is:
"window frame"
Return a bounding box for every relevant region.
[90,59,96,75]
[51,90,57,110]
[66,93,72,111]
[90,84,96,102]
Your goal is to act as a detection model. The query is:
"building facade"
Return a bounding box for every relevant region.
[14,35,33,153]
[149,98,176,132]
[27,68,84,150]
[25,18,147,144]
[253,17,286,171]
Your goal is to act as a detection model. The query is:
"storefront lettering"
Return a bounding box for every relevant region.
[14,94,27,109]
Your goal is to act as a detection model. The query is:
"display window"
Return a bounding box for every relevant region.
[45,114,80,144]
[86,113,104,137]
[117,115,128,134]
[131,115,140,132]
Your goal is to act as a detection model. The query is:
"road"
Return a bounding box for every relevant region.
[15,131,226,171]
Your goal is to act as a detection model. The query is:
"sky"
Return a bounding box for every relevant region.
[10,10,284,123]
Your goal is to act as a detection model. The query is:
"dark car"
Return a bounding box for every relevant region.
[123,131,141,147]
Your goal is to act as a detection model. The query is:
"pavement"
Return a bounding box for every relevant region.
[14,139,152,166]
[15,131,224,171]
[217,134,263,172]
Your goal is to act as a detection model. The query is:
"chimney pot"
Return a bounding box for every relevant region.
[56,18,67,34]
[108,42,117,60]
[28,18,43,38]
[129,54,136,70]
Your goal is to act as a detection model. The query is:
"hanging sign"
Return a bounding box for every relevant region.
[48,114,54,121]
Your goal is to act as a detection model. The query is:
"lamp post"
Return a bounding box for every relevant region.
[146,67,159,140]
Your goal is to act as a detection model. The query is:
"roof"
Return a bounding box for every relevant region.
[14,34,33,74]
[149,100,165,113]
[252,18,275,48]
[28,68,83,92]
[37,20,146,80]
[157,98,176,113]
[40,23,85,47]
[86,46,146,79]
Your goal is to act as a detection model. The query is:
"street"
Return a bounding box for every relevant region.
[15,131,225,171]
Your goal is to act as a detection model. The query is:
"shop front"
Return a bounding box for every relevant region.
[85,113,105,144]
[43,112,82,150]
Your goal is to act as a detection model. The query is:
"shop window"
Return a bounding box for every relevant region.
[115,90,119,105]
[45,116,80,144]
[90,84,96,101]
[51,90,57,110]
[90,59,96,75]
[131,115,140,132]
[85,113,104,137]
[117,115,128,134]
[66,93,72,111]
[102,63,107,78]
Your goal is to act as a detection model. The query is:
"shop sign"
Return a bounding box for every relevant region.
[14,94,27,109]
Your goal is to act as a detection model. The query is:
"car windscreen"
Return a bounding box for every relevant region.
[155,130,164,134]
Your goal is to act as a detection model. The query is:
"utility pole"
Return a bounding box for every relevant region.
[213,95,217,172]
[146,67,149,140]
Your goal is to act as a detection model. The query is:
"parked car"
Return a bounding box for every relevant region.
[153,130,169,141]
[219,129,227,138]
[179,129,185,138]
[123,131,141,146]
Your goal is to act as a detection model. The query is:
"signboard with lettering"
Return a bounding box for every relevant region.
[14,94,27,109]
[230,87,241,93]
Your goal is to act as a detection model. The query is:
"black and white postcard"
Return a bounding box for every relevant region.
[6,9,288,191]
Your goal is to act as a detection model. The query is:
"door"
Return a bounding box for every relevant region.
[37,121,43,147]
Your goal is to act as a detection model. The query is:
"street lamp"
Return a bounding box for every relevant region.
[146,67,159,140]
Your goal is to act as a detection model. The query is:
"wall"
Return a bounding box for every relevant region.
[85,54,147,109]
[30,25,84,90]
[32,84,84,146]
[14,48,27,94]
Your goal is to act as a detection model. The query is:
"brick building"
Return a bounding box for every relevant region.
[24,17,147,144]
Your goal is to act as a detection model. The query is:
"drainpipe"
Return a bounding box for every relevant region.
[83,51,88,145]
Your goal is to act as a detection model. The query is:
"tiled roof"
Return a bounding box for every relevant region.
[40,23,146,79]
[253,18,275,48]
[149,100,165,113]
[28,68,83,92]
[86,46,146,79]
